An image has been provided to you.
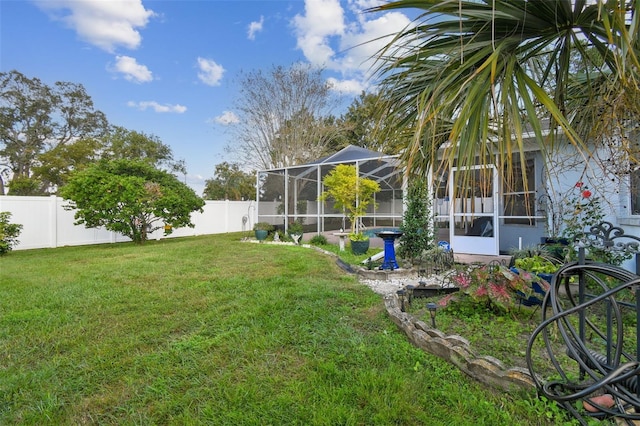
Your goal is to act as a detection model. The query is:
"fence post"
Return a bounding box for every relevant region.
[50,195,58,248]
[225,199,230,232]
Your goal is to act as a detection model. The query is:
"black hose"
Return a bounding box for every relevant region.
[526,261,640,424]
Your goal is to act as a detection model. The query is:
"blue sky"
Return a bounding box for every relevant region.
[0,0,413,195]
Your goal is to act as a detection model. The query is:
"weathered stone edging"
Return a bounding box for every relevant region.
[383,293,539,392]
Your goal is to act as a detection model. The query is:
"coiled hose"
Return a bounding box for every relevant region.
[526,261,640,425]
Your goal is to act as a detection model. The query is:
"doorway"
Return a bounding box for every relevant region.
[449,165,499,255]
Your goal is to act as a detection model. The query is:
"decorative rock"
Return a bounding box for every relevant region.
[448,345,475,369]
[445,334,471,348]
[505,368,538,388]
[381,283,538,392]
[467,358,505,386]
[479,355,506,369]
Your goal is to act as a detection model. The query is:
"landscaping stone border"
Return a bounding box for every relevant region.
[383,292,540,392]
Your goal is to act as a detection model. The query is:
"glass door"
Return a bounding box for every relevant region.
[449,165,499,255]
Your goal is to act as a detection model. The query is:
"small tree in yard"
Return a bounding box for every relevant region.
[0,212,23,256]
[398,179,433,262]
[318,164,380,237]
[60,159,205,244]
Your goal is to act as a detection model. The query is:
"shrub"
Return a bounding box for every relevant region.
[440,265,544,315]
[0,212,23,256]
[348,232,369,242]
[309,234,328,246]
[253,222,274,231]
[287,221,304,236]
[514,256,559,274]
[398,179,433,261]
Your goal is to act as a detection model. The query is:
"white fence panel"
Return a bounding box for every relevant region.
[0,196,255,251]
[54,197,123,247]
[0,196,55,250]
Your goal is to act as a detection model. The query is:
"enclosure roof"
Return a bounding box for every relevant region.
[258,145,402,191]
[304,145,395,166]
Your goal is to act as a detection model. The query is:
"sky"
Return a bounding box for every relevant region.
[0,0,414,195]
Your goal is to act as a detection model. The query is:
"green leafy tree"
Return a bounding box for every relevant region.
[32,137,103,191]
[102,126,186,175]
[339,91,400,154]
[0,211,23,256]
[398,179,433,262]
[37,126,185,193]
[318,164,380,236]
[0,70,108,195]
[60,160,205,244]
[369,0,640,187]
[203,162,255,200]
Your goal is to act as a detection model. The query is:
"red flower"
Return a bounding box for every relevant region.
[575,182,584,188]
[581,190,592,198]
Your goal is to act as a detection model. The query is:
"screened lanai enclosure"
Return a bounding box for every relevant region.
[255,145,404,235]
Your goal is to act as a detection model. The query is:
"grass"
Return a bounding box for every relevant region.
[1,233,579,425]
[407,297,568,377]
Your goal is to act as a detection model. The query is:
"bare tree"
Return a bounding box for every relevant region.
[226,64,344,170]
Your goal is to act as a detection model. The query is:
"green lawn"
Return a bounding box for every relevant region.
[1,233,574,425]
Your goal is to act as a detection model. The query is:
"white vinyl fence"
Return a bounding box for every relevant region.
[0,196,256,251]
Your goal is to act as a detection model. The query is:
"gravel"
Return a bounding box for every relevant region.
[358,273,448,296]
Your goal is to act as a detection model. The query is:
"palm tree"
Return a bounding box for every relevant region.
[368,0,639,184]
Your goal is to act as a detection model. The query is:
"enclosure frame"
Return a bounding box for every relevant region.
[255,145,404,235]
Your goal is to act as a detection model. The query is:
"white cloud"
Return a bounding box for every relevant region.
[292,0,411,85]
[197,57,225,86]
[111,55,153,83]
[248,16,264,40]
[292,0,345,67]
[213,111,240,125]
[34,0,155,53]
[338,11,412,74]
[127,101,187,113]
[327,77,365,95]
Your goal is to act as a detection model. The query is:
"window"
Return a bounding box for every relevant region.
[631,169,640,215]
[503,155,536,225]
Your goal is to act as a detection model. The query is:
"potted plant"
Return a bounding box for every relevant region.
[318,164,380,255]
[253,222,274,241]
[287,220,304,245]
[510,244,561,281]
[348,231,371,255]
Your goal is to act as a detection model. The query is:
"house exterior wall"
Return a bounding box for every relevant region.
[541,144,639,272]
[435,144,638,271]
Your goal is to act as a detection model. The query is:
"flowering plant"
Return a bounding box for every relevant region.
[439,265,546,314]
[560,182,604,244]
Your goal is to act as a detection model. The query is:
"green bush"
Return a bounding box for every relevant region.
[287,220,304,236]
[253,222,274,231]
[0,212,23,256]
[514,256,559,274]
[442,265,545,314]
[398,179,433,261]
[309,234,328,245]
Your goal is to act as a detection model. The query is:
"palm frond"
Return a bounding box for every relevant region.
[368,0,639,187]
